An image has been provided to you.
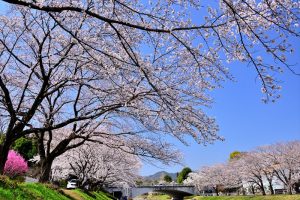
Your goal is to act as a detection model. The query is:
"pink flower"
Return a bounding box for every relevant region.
[4,150,28,178]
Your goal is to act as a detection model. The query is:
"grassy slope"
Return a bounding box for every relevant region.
[72,189,114,200]
[143,194,300,200]
[186,195,300,200]
[0,183,69,200]
[0,178,114,200]
[91,190,115,200]
[2,182,299,200]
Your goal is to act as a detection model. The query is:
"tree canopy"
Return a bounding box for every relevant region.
[0,0,299,181]
[163,174,172,183]
[229,151,242,160]
[177,167,192,184]
[188,141,300,195]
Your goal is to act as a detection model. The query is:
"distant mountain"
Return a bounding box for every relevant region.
[143,171,177,181]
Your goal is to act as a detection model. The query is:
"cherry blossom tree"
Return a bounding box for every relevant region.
[0,5,218,177]
[254,149,276,194]
[51,141,141,189]
[189,163,241,196]
[183,172,198,186]
[239,141,300,195]
[237,152,268,195]
[188,141,300,195]
[30,55,182,182]
[1,0,298,100]
[0,0,299,177]
[35,124,181,182]
[4,150,28,178]
[260,141,300,194]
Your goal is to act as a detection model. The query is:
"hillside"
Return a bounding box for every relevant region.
[144,171,177,181]
[0,176,113,200]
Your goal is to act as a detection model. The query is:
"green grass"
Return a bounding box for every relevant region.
[137,194,172,200]
[0,176,114,200]
[92,190,115,200]
[73,189,95,200]
[141,194,300,200]
[3,178,299,200]
[72,189,113,200]
[0,183,69,200]
[184,195,300,200]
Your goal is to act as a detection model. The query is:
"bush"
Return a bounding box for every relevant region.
[0,175,17,189]
[14,176,26,183]
[12,137,38,160]
[4,150,28,178]
[163,174,172,183]
[52,179,67,188]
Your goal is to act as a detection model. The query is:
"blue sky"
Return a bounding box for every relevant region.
[141,66,300,175]
[141,37,300,175]
[0,1,299,176]
[139,1,300,176]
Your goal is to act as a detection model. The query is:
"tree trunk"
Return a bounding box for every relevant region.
[0,135,13,174]
[294,182,300,194]
[215,188,219,196]
[251,185,255,195]
[259,180,266,195]
[269,181,274,195]
[0,143,10,174]
[39,158,54,183]
[287,186,293,195]
[261,186,266,195]
[242,187,246,196]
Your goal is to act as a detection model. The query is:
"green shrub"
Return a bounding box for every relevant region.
[12,137,38,160]
[0,175,17,189]
[13,176,25,183]
[53,179,68,188]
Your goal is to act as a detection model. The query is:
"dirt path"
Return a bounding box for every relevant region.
[62,189,85,200]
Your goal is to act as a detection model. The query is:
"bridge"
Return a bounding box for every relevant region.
[106,185,196,200]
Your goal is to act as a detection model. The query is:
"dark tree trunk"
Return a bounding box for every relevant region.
[294,182,300,194]
[241,187,246,196]
[269,181,274,195]
[251,185,255,195]
[259,179,266,195]
[215,188,219,196]
[260,185,266,195]
[36,131,75,183]
[0,143,10,174]
[287,186,293,195]
[39,158,54,183]
[0,135,14,174]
